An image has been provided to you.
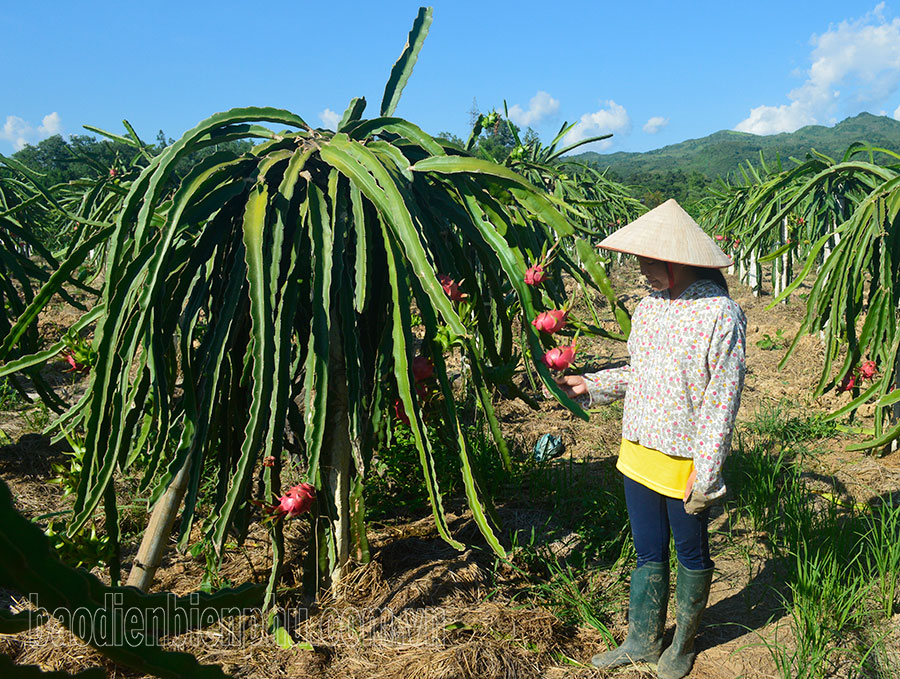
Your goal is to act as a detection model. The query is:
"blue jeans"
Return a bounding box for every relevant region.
[624,475,713,571]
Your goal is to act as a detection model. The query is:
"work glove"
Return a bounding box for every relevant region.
[683,487,721,515]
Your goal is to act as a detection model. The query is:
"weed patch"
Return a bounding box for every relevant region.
[756,328,788,351]
[726,407,899,678]
[745,400,836,444]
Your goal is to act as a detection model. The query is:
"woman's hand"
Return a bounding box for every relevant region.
[683,468,697,502]
[545,374,589,400]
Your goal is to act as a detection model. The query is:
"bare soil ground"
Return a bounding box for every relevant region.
[2,264,899,678]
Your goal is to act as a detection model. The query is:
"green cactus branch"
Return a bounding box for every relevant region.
[0,478,263,678]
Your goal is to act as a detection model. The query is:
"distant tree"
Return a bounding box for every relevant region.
[477,115,519,161]
[642,189,667,209]
[522,128,541,147]
[435,131,465,148]
[12,135,82,185]
[12,129,253,189]
[13,134,136,184]
[156,129,174,151]
[623,168,713,213]
[68,134,136,177]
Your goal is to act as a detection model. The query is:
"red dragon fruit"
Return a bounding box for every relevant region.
[532,310,567,334]
[543,345,576,370]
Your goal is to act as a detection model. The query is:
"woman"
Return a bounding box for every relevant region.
[557,199,746,679]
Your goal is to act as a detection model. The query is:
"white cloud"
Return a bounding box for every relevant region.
[319,108,341,131]
[643,116,669,134]
[736,4,900,134]
[735,101,818,135]
[893,103,900,119]
[561,100,631,150]
[39,112,62,137]
[1,117,31,151]
[507,91,560,127]
[1,112,63,151]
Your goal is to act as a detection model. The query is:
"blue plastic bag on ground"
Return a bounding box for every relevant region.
[533,433,565,462]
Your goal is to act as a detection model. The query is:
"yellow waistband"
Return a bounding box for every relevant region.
[616,438,694,499]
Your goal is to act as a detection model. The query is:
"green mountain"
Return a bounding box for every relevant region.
[572,112,900,183]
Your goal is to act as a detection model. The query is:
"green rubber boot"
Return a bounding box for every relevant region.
[591,561,668,669]
[656,563,714,679]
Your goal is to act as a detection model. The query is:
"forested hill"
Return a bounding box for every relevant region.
[569,112,900,205]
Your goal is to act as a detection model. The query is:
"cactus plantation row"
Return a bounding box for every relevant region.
[2,6,900,679]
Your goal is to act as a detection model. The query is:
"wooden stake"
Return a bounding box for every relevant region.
[126,455,193,591]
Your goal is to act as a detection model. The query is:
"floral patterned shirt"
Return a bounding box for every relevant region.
[581,279,747,499]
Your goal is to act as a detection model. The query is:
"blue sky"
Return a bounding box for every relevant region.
[3,1,900,156]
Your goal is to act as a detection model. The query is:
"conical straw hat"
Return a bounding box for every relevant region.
[598,199,731,268]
